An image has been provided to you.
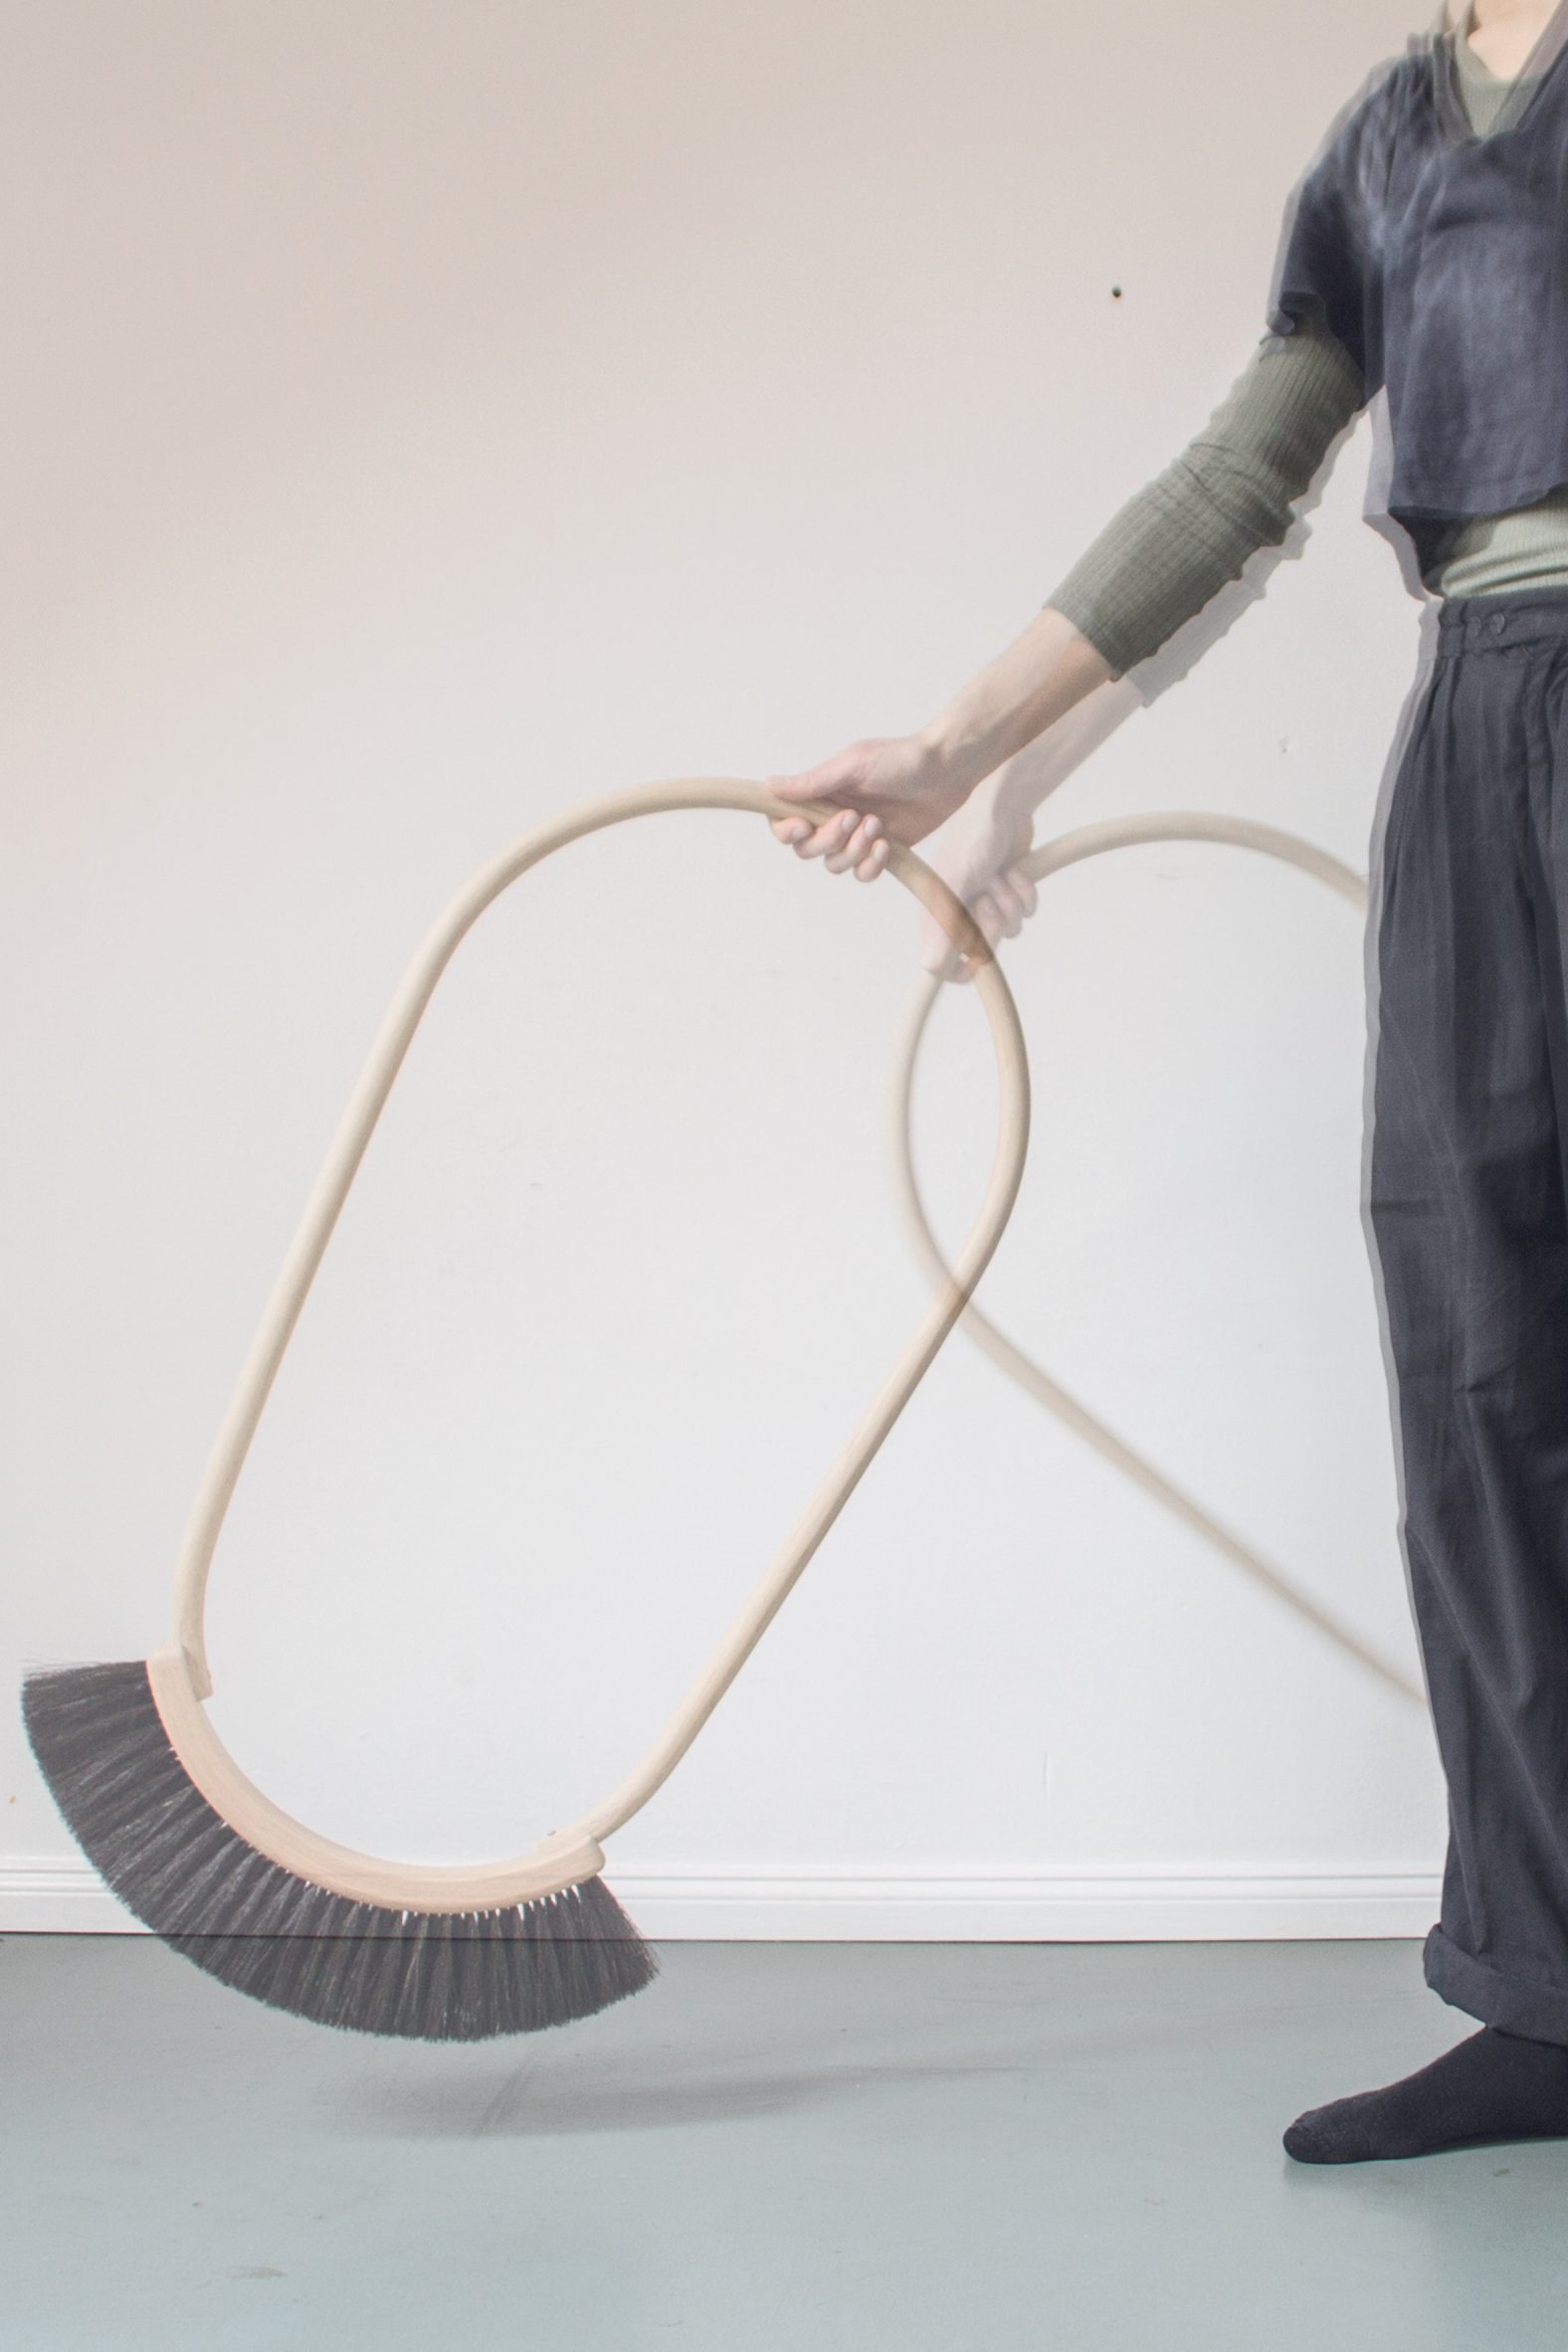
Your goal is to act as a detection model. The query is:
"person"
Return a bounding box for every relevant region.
[766,0,1568,2164]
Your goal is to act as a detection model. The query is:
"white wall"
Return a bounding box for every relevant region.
[2,0,1446,1939]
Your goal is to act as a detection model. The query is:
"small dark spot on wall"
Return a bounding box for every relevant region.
[1111,286,1122,298]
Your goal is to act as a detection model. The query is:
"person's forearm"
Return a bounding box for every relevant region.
[976,671,1146,832]
[1011,670,1144,794]
[915,605,1115,803]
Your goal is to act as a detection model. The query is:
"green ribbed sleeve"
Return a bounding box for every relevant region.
[1043,320,1366,679]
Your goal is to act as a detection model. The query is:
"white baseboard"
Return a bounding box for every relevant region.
[0,1858,1439,1940]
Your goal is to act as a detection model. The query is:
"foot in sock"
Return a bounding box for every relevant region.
[1283,2025,1568,2163]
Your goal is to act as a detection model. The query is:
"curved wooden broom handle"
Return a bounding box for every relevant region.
[161,780,1029,1897]
[883,811,1426,1708]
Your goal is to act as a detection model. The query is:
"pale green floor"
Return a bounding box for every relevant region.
[5,1934,1568,2351]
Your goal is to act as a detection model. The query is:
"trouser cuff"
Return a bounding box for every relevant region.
[1424,1924,1568,2047]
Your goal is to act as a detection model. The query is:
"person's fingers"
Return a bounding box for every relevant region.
[765,761,867,811]
[919,933,968,982]
[794,808,859,861]
[1005,863,1039,918]
[916,908,955,973]
[824,813,882,874]
[854,836,891,882]
[970,890,1016,956]
[770,816,810,846]
[765,767,836,805]
[987,875,1026,935]
[919,894,984,981]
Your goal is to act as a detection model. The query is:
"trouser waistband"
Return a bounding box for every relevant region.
[1437,586,1568,651]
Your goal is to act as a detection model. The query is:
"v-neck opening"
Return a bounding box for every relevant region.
[1431,0,1568,142]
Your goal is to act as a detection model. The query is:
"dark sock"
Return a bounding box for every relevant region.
[1283,2026,1568,2163]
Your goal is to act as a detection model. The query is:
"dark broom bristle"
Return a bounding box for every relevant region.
[21,1661,660,2041]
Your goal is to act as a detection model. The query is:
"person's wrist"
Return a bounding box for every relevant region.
[985,753,1048,831]
[912,715,994,809]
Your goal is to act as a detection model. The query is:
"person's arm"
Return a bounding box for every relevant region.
[1038,316,1364,685]
[762,605,1111,892]
[962,314,1366,864]
[930,312,1363,828]
[766,318,1365,946]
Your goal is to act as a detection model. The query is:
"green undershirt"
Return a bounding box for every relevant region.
[1046,11,1568,684]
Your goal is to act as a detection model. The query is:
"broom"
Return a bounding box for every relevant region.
[24,779,1030,2042]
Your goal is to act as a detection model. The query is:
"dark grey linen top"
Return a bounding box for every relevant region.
[1045,13,1568,689]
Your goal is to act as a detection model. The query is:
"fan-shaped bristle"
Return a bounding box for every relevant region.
[21,1661,659,2041]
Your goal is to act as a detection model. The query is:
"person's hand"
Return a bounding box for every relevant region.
[763,734,971,883]
[915,778,1038,984]
[907,674,1145,980]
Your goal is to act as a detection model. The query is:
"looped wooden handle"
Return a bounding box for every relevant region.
[882,811,1425,1709]
[163,779,1029,1893]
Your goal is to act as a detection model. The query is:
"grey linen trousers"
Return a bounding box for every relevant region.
[1370,584,1568,2044]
